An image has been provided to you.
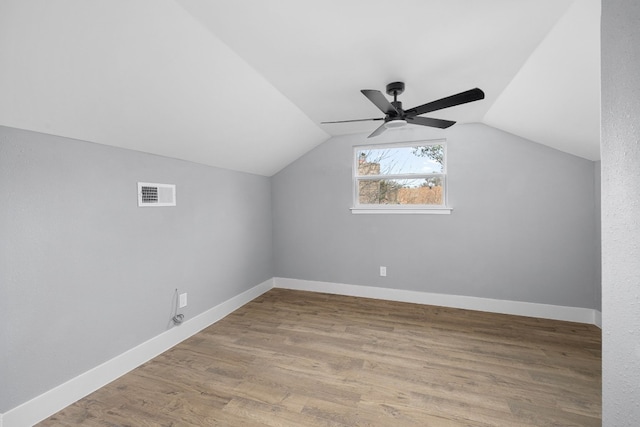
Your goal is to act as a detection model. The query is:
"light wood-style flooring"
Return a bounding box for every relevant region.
[39,289,601,426]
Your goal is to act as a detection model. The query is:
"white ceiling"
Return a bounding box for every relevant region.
[0,0,600,176]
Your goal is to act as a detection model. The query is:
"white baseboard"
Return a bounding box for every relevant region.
[0,279,274,427]
[275,277,602,327]
[594,309,602,328]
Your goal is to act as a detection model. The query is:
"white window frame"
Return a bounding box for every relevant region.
[350,139,452,215]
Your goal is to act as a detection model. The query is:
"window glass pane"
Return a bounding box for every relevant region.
[357,145,444,176]
[358,178,444,205]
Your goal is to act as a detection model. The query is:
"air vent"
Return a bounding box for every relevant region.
[138,182,176,207]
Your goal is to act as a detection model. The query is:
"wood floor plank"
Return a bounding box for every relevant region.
[38,289,601,426]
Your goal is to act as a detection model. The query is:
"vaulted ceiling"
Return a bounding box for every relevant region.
[0,0,600,176]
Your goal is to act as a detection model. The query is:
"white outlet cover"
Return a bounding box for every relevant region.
[380,266,387,277]
[179,293,187,308]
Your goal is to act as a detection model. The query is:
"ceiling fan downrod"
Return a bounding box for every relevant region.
[386,81,405,115]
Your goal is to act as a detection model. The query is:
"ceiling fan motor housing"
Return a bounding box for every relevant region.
[387,101,404,121]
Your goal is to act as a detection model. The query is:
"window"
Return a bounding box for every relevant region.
[352,140,451,214]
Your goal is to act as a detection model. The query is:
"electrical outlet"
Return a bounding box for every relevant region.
[179,293,187,308]
[380,266,387,277]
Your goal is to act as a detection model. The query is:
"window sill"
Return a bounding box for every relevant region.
[350,207,452,215]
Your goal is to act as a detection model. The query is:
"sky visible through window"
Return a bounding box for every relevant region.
[357,145,443,175]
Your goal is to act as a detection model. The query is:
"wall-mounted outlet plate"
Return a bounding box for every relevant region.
[380,266,387,277]
[179,293,187,308]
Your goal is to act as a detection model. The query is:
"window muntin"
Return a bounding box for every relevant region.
[354,141,447,209]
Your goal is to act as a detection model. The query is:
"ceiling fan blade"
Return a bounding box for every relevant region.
[404,88,485,117]
[321,117,384,124]
[361,90,399,115]
[407,116,456,129]
[368,123,387,138]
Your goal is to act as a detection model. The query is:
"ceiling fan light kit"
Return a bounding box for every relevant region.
[384,119,407,129]
[322,82,485,138]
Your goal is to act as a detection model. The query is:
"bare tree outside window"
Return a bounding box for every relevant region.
[412,145,444,167]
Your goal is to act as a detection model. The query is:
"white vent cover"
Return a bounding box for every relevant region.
[137,182,176,207]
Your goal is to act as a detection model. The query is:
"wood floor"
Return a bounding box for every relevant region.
[39,289,601,426]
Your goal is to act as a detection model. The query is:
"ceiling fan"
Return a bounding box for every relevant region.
[322,82,485,138]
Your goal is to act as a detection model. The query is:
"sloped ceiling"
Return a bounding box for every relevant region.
[484,0,601,160]
[0,0,600,176]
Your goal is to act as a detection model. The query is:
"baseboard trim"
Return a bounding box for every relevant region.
[275,277,601,326]
[594,309,602,328]
[0,279,274,427]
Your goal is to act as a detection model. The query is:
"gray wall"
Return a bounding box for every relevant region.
[0,126,273,412]
[273,123,600,310]
[602,0,640,424]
